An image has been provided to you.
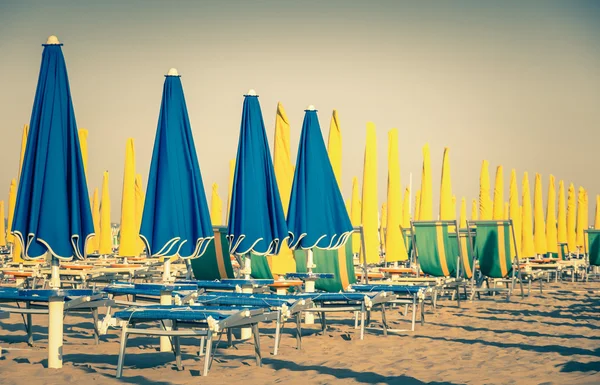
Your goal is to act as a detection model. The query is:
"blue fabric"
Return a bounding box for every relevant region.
[140,75,213,259]
[285,272,335,280]
[297,292,377,302]
[0,288,95,301]
[287,110,352,250]
[13,43,93,260]
[351,284,424,295]
[114,307,235,322]
[196,294,291,307]
[221,278,274,286]
[177,280,239,291]
[227,95,288,256]
[134,283,198,292]
[103,285,194,297]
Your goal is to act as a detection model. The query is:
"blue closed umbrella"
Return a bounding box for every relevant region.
[13,36,93,260]
[227,91,288,256]
[140,69,213,259]
[287,107,352,250]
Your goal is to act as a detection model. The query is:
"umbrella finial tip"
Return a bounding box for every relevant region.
[306,105,316,111]
[46,35,60,44]
[167,68,179,76]
[247,89,257,96]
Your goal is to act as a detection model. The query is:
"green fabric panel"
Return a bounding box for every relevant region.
[190,230,235,280]
[459,229,475,279]
[413,223,456,277]
[251,254,274,279]
[588,231,600,266]
[474,223,513,278]
[558,244,568,261]
[293,241,355,292]
[403,229,413,259]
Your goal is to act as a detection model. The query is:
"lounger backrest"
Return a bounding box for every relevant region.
[251,254,274,279]
[467,220,515,279]
[412,220,460,278]
[558,243,569,261]
[456,228,475,279]
[402,227,413,261]
[190,226,235,280]
[585,229,600,266]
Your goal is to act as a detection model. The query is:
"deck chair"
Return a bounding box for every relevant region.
[584,229,600,281]
[466,220,524,300]
[190,226,236,280]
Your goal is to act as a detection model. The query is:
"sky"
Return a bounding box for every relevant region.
[0,0,599,221]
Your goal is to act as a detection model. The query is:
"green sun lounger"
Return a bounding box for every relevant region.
[584,229,600,281]
[294,240,356,292]
[190,227,236,280]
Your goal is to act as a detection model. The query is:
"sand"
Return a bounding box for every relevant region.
[1,281,599,385]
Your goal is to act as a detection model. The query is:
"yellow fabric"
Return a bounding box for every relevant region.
[327,109,342,188]
[134,174,145,255]
[479,160,493,220]
[271,102,296,274]
[415,191,421,221]
[0,201,6,247]
[566,183,577,252]
[419,144,433,220]
[210,183,223,226]
[18,124,29,180]
[545,175,558,254]
[497,223,509,277]
[385,128,407,262]
[595,195,600,229]
[521,172,535,257]
[471,199,478,220]
[99,171,112,255]
[226,159,235,222]
[361,123,379,264]
[492,165,504,220]
[337,243,350,289]
[504,203,509,220]
[508,169,521,257]
[435,224,450,277]
[119,139,137,256]
[439,147,453,220]
[557,180,567,244]
[78,128,88,175]
[459,197,467,228]
[380,203,387,253]
[7,179,23,262]
[402,187,410,229]
[576,186,585,248]
[87,188,100,254]
[533,173,547,255]
[350,176,361,254]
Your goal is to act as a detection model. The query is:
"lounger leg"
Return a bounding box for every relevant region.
[116,326,129,378]
[227,329,233,348]
[91,308,99,345]
[360,306,366,341]
[420,299,425,326]
[202,331,213,376]
[295,313,302,350]
[172,325,182,371]
[381,305,388,336]
[403,304,408,317]
[354,311,359,329]
[26,303,33,346]
[411,297,417,331]
[321,312,327,332]
[251,324,262,367]
[198,337,205,357]
[273,311,281,356]
[456,286,461,308]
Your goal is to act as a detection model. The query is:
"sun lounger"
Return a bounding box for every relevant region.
[189,227,236,280]
[584,229,600,281]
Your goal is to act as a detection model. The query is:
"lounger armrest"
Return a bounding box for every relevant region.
[64,295,92,310]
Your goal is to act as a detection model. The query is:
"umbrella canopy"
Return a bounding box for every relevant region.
[134,174,145,255]
[508,169,521,256]
[210,183,223,226]
[98,171,112,255]
[492,166,504,220]
[576,186,586,248]
[521,172,535,258]
[533,173,547,255]
[595,195,600,229]
[546,175,558,254]
[566,183,577,252]
[327,109,342,187]
[471,198,478,220]
[7,179,21,261]
[119,138,137,257]
[361,122,379,263]
[287,107,352,250]
[350,176,361,254]
[557,180,567,244]
[439,147,453,220]
[87,188,100,254]
[385,128,408,261]
[0,201,6,247]
[226,159,235,221]
[227,91,287,256]
[141,69,213,259]
[13,36,93,260]
[415,190,421,221]
[459,197,467,228]
[479,160,493,220]
[419,144,433,220]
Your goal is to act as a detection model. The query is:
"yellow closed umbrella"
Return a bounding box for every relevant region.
[504,203,509,220]
[533,173,547,255]
[402,187,410,229]
[471,198,478,220]
[210,183,223,226]
[557,180,567,244]
[459,197,467,228]
[7,179,23,262]
[361,123,379,264]
[479,160,493,220]
[566,183,577,252]
[0,201,6,247]
[582,189,589,245]
[439,147,453,220]
[508,169,521,256]
[99,171,112,255]
[119,139,137,257]
[78,128,88,175]
[576,186,585,249]
[380,203,387,254]
[545,175,558,255]
[87,188,100,254]
[419,144,433,220]
[18,124,29,179]
[492,165,504,220]
[350,176,361,254]
[134,174,145,255]
[595,195,600,229]
[327,109,342,187]
[226,159,235,221]
[385,128,407,262]
[415,191,421,221]
[521,172,535,258]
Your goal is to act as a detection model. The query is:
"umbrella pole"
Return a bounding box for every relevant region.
[163,258,172,282]
[304,249,316,325]
[50,256,60,288]
[48,294,64,369]
[159,290,173,351]
[243,254,252,279]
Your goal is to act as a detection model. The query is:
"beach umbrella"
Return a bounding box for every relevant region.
[6,179,22,262]
[595,195,600,229]
[419,144,433,220]
[361,123,379,264]
[141,69,213,263]
[210,183,223,226]
[582,190,589,246]
[459,197,467,228]
[533,173,547,255]
[78,128,88,175]
[380,203,387,254]
[567,183,577,252]
[272,102,296,275]
[119,138,137,257]
[385,128,408,262]
[327,109,342,187]
[87,188,100,254]
[521,172,535,258]
[17,124,29,179]
[509,169,521,256]
[415,191,421,221]
[226,159,235,221]
[227,90,287,273]
[546,175,558,255]
[134,174,145,255]
[350,176,361,254]
[98,171,112,255]
[0,201,6,247]
[576,186,585,249]
[492,166,504,220]
[439,147,453,220]
[402,187,410,229]
[504,203,509,220]
[471,198,478,220]
[479,160,493,220]
[557,180,567,244]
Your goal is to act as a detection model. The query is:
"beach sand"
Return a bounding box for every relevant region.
[1,281,599,385]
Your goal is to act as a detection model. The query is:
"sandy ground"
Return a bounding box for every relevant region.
[1,281,599,385]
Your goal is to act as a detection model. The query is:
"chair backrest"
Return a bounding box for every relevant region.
[412,220,461,278]
[467,220,516,279]
[584,229,600,266]
[190,226,235,280]
[455,228,475,279]
[558,243,569,261]
[402,227,413,262]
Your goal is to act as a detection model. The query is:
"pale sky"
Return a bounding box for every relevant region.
[1,1,599,221]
